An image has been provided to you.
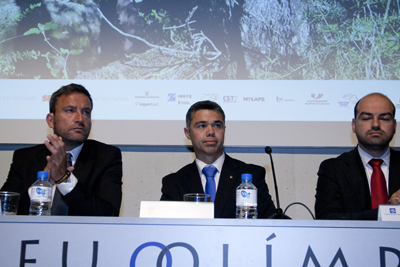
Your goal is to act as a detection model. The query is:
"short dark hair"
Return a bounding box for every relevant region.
[354,93,395,118]
[49,83,93,113]
[186,100,225,128]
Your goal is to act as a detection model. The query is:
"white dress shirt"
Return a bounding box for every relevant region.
[56,143,83,195]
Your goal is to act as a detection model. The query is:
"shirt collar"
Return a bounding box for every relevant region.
[357,146,390,168]
[68,143,84,165]
[195,153,225,173]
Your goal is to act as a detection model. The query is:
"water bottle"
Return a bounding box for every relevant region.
[29,171,52,216]
[236,173,258,219]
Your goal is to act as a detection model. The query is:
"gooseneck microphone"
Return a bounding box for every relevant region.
[265,146,291,219]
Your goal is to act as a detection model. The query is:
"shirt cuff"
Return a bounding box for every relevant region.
[56,172,78,195]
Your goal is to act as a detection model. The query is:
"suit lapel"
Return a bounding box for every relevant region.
[345,148,371,210]
[73,143,94,185]
[38,146,50,168]
[389,149,400,196]
[35,146,51,183]
[183,161,204,194]
[214,155,239,218]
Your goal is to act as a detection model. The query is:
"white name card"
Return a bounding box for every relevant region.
[139,201,214,219]
[378,204,400,221]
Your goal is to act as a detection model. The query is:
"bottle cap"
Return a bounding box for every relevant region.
[37,171,49,179]
[241,173,252,182]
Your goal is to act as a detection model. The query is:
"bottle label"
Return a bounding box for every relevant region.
[30,186,52,202]
[236,189,257,206]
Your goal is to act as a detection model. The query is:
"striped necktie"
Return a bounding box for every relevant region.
[51,152,72,215]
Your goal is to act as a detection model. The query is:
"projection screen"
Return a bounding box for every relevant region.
[1,0,399,147]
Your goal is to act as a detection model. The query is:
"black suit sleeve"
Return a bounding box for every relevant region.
[251,166,276,219]
[160,162,204,202]
[2,150,32,192]
[315,159,378,220]
[1,147,46,215]
[160,174,184,201]
[63,146,123,216]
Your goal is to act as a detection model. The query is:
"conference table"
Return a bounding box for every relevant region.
[0,216,398,266]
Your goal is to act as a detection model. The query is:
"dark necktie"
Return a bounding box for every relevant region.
[202,165,218,202]
[51,153,72,215]
[369,159,388,209]
[66,153,72,168]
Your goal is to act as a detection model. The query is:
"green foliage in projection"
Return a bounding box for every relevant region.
[138,9,189,46]
[254,0,400,80]
[23,22,83,79]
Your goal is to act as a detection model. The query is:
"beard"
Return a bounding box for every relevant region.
[53,123,90,149]
[356,132,393,152]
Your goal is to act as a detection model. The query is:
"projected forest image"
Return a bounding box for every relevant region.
[0,0,399,80]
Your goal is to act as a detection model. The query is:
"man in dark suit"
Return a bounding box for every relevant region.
[1,84,122,216]
[160,100,276,218]
[315,93,400,220]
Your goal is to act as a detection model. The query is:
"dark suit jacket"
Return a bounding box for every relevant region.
[315,147,400,220]
[1,140,123,216]
[160,154,276,218]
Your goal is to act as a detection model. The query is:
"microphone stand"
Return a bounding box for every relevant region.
[265,146,291,219]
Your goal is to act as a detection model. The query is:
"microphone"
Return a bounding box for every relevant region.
[265,146,291,219]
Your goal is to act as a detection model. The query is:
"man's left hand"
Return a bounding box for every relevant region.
[388,189,400,205]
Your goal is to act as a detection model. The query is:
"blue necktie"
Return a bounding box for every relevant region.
[202,165,218,202]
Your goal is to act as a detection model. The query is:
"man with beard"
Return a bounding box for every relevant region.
[315,93,400,220]
[1,84,122,216]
